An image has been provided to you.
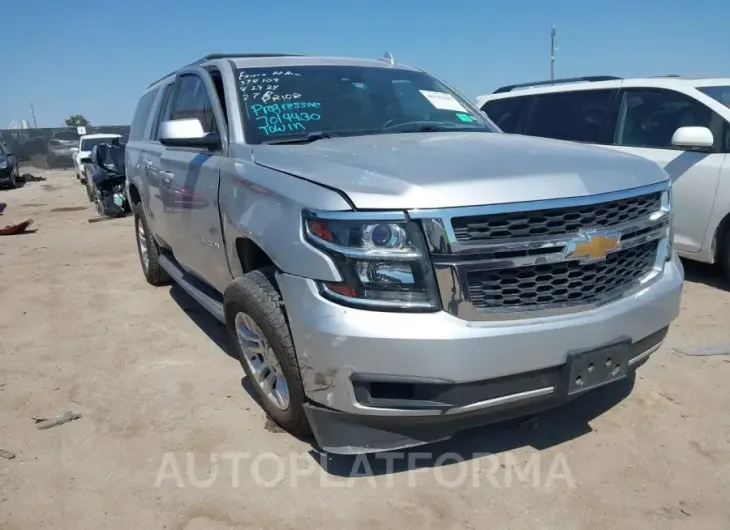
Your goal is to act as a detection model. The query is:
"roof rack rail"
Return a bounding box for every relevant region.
[493,76,622,94]
[147,53,304,88]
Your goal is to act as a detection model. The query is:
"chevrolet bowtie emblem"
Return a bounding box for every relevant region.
[564,230,621,262]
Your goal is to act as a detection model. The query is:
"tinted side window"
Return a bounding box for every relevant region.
[481,96,532,133]
[525,90,613,143]
[170,75,217,134]
[129,89,159,142]
[614,90,713,149]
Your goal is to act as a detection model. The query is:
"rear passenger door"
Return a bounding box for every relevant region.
[523,89,617,143]
[131,84,172,246]
[480,95,533,133]
[607,89,726,253]
[159,68,230,288]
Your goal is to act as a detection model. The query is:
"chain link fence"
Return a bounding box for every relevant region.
[0,126,130,171]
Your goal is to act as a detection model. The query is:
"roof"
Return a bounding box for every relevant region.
[477,76,730,104]
[148,53,416,88]
[229,55,416,70]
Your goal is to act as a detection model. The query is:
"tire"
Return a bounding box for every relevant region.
[224,267,310,437]
[8,166,18,189]
[133,203,170,286]
[85,178,95,202]
[719,227,730,284]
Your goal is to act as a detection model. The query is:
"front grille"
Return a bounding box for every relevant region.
[452,192,662,243]
[466,241,658,311]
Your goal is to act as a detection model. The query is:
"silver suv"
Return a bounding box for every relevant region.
[126,53,684,454]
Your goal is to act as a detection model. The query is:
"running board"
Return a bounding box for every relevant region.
[158,255,226,323]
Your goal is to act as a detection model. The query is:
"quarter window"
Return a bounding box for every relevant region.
[614,90,713,149]
[525,90,613,143]
[129,88,159,142]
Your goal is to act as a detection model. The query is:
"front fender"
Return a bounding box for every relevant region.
[220,154,350,282]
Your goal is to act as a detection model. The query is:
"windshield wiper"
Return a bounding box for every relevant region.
[263,132,338,145]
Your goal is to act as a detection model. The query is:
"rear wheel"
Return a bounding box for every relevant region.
[224,268,310,437]
[133,203,170,286]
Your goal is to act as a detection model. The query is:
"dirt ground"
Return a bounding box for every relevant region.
[1,169,729,530]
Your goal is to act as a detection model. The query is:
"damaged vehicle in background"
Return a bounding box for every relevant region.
[125,53,684,454]
[81,138,129,217]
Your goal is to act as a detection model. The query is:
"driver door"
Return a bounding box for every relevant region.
[158,68,230,289]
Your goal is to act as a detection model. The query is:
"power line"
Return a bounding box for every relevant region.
[30,103,38,128]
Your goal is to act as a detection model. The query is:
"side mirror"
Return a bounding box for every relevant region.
[80,157,92,164]
[671,126,714,150]
[159,119,220,150]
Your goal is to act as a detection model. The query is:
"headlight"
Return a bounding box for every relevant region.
[303,211,440,311]
[0,161,7,169]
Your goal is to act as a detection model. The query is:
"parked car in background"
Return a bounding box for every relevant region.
[47,130,80,168]
[0,141,21,188]
[126,53,683,454]
[477,76,730,280]
[74,133,122,182]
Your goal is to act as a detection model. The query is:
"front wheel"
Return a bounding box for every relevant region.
[224,268,310,437]
[9,166,19,188]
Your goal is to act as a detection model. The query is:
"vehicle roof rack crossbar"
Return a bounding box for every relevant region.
[148,53,304,88]
[493,76,622,94]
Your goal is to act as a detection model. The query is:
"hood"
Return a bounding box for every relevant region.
[251,132,668,210]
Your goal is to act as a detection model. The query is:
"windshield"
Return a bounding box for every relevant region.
[81,137,117,151]
[236,65,495,144]
[698,86,730,108]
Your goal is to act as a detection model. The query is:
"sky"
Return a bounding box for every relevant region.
[2,0,728,128]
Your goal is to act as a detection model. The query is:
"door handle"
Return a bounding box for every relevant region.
[160,171,174,186]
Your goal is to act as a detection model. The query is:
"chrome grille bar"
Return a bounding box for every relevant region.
[411,181,672,321]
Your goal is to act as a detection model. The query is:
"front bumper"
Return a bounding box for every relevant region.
[277,254,683,453]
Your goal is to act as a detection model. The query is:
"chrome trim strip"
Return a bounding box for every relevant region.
[628,343,662,366]
[350,386,555,416]
[436,238,670,321]
[431,220,669,269]
[413,182,669,256]
[408,181,669,220]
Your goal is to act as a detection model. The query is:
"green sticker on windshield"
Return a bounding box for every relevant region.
[455,112,473,122]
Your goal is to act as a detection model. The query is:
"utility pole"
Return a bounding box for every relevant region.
[550,25,556,81]
[29,103,38,128]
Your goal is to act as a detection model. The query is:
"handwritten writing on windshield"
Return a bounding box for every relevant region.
[239,70,301,104]
[251,102,322,135]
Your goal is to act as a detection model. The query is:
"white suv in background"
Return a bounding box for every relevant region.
[73,133,122,182]
[477,77,730,280]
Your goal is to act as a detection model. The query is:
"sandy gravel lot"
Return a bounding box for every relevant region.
[1,169,729,529]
